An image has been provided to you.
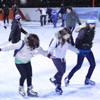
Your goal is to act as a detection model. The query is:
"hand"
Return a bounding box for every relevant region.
[8,38,11,42]
[47,53,52,58]
[79,22,81,25]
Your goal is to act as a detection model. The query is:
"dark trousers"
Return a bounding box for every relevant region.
[15,62,32,87]
[4,14,9,24]
[52,58,66,85]
[40,15,46,26]
[61,14,66,27]
[52,19,57,27]
[67,50,96,80]
[68,27,75,46]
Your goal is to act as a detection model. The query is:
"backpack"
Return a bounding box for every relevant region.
[14,41,24,56]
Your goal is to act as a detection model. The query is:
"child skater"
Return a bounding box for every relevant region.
[8,14,28,44]
[51,9,58,28]
[47,28,79,95]
[0,33,47,97]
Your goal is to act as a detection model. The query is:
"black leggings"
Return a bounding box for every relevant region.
[16,62,32,87]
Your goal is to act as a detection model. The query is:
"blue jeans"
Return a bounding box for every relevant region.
[67,50,96,80]
[40,15,46,26]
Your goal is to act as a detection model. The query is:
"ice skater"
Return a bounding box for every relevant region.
[2,4,9,29]
[58,3,66,27]
[47,27,79,94]
[50,9,58,28]
[8,14,28,44]
[64,19,96,86]
[0,33,47,97]
[36,8,47,26]
[66,6,81,46]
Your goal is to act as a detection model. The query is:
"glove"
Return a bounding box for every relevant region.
[47,53,52,58]
[79,22,81,25]
[8,38,12,42]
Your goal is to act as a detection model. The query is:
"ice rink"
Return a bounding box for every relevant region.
[0,20,100,100]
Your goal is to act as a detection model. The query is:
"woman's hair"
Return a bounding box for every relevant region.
[25,34,39,50]
[58,27,71,46]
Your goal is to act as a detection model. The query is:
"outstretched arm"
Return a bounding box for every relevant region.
[21,28,28,35]
[0,41,23,52]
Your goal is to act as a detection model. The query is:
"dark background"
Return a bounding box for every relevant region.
[0,0,100,8]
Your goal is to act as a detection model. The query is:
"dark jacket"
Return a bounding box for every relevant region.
[9,19,27,43]
[2,6,9,15]
[58,6,66,14]
[75,26,95,50]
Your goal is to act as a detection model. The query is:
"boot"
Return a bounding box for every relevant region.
[64,77,70,86]
[19,86,26,96]
[27,86,38,97]
[50,77,57,86]
[55,84,63,95]
[85,78,95,85]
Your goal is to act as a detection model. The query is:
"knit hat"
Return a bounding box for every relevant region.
[15,14,21,20]
[86,19,96,24]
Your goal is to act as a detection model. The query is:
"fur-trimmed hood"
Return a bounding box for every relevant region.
[75,23,86,32]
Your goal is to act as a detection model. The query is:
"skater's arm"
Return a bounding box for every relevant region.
[21,28,28,35]
[73,11,81,25]
[35,47,48,57]
[0,41,23,51]
[68,44,79,54]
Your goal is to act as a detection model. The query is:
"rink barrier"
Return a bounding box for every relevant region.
[0,7,100,22]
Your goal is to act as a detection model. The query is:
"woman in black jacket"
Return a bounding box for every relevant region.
[9,14,27,43]
[64,19,96,86]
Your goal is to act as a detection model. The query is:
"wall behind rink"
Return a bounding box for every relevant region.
[20,7,100,22]
[0,7,100,21]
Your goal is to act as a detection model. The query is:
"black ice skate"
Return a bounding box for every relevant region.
[55,85,63,95]
[85,78,95,85]
[4,26,7,29]
[64,77,70,86]
[50,78,57,86]
[27,86,38,97]
[19,86,26,97]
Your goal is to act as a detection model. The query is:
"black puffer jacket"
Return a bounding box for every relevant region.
[75,26,95,50]
[9,19,27,43]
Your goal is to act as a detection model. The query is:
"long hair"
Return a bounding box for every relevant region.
[58,27,71,46]
[25,34,39,50]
